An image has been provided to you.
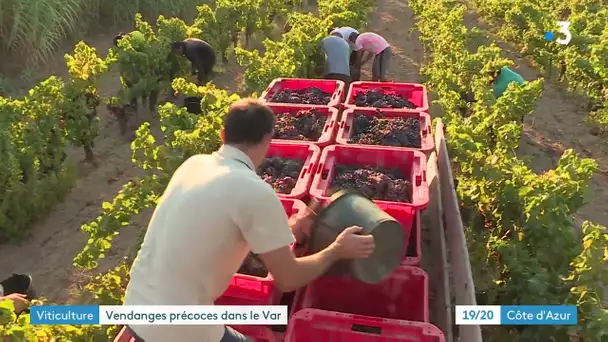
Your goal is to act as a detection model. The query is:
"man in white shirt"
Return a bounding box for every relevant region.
[330,27,358,46]
[329,26,360,81]
[116,98,375,342]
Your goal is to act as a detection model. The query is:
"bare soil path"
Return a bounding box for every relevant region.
[461,8,608,228]
[362,0,423,83]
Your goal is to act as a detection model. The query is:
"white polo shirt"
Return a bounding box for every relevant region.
[124,145,296,342]
[331,27,358,48]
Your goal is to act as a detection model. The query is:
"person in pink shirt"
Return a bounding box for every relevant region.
[349,32,392,82]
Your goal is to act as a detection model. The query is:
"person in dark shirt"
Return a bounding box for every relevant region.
[171,38,216,85]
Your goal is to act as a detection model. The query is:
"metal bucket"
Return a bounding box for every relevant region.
[0,273,37,299]
[309,190,406,283]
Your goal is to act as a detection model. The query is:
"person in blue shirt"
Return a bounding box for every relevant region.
[493,66,527,122]
[492,66,525,98]
[328,27,360,81]
[458,67,526,120]
[320,31,351,86]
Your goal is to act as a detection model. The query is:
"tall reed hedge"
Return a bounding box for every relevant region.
[0,0,207,67]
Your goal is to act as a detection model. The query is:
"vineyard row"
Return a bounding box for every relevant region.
[471,0,608,128]
[410,0,607,340]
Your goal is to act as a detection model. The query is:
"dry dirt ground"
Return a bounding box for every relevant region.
[0,0,604,305]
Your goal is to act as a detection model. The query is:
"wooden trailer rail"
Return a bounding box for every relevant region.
[426,119,483,342]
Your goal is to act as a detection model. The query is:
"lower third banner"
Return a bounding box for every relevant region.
[455,305,577,325]
[30,305,288,325]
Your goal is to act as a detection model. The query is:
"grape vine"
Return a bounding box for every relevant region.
[469,0,608,129]
[235,0,373,93]
[410,0,607,340]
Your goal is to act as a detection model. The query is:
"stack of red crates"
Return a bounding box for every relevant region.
[219,78,444,341]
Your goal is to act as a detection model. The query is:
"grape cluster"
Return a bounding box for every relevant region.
[351,112,422,148]
[274,109,327,141]
[271,87,331,105]
[258,157,304,194]
[331,164,412,202]
[354,89,416,108]
[238,253,268,277]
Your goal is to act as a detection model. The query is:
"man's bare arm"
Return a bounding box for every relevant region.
[257,245,339,292]
[361,52,374,65]
[257,226,374,292]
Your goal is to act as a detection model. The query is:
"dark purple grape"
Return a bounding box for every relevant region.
[238,253,268,277]
[270,87,331,105]
[351,112,421,148]
[354,89,416,109]
[273,109,327,141]
[330,164,412,202]
[257,156,304,194]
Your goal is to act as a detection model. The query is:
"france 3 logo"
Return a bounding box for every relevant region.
[544,21,572,45]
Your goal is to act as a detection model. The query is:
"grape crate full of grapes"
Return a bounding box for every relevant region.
[274,109,327,141]
[331,165,413,203]
[351,112,422,148]
[270,87,332,105]
[258,157,304,194]
[355,89,416,108]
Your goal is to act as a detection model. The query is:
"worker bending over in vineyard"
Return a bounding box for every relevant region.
[492,66,525,98]
[349,32,392,82]
[113,31,147,111]
[171,38,216,85]
[329,26,360,81]
[492,66,526,122]
[113,31,146,47]
[321,31,351,86]
[115,99,375,342]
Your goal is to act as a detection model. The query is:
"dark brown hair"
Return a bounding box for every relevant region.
[223,99,276,146]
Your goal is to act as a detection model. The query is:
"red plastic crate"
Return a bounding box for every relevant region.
[379,204,421,267]
[291,266,429,322]
[336,109,434,154]
[216,199,307,306]
[267,104,341,147]
[231,326,277,341]
[309,145,428,229]
[285,309,444,342]
[404,211,422,266]
[260,78,346,108]
[265,141,321,199]
[344,82,428,113]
